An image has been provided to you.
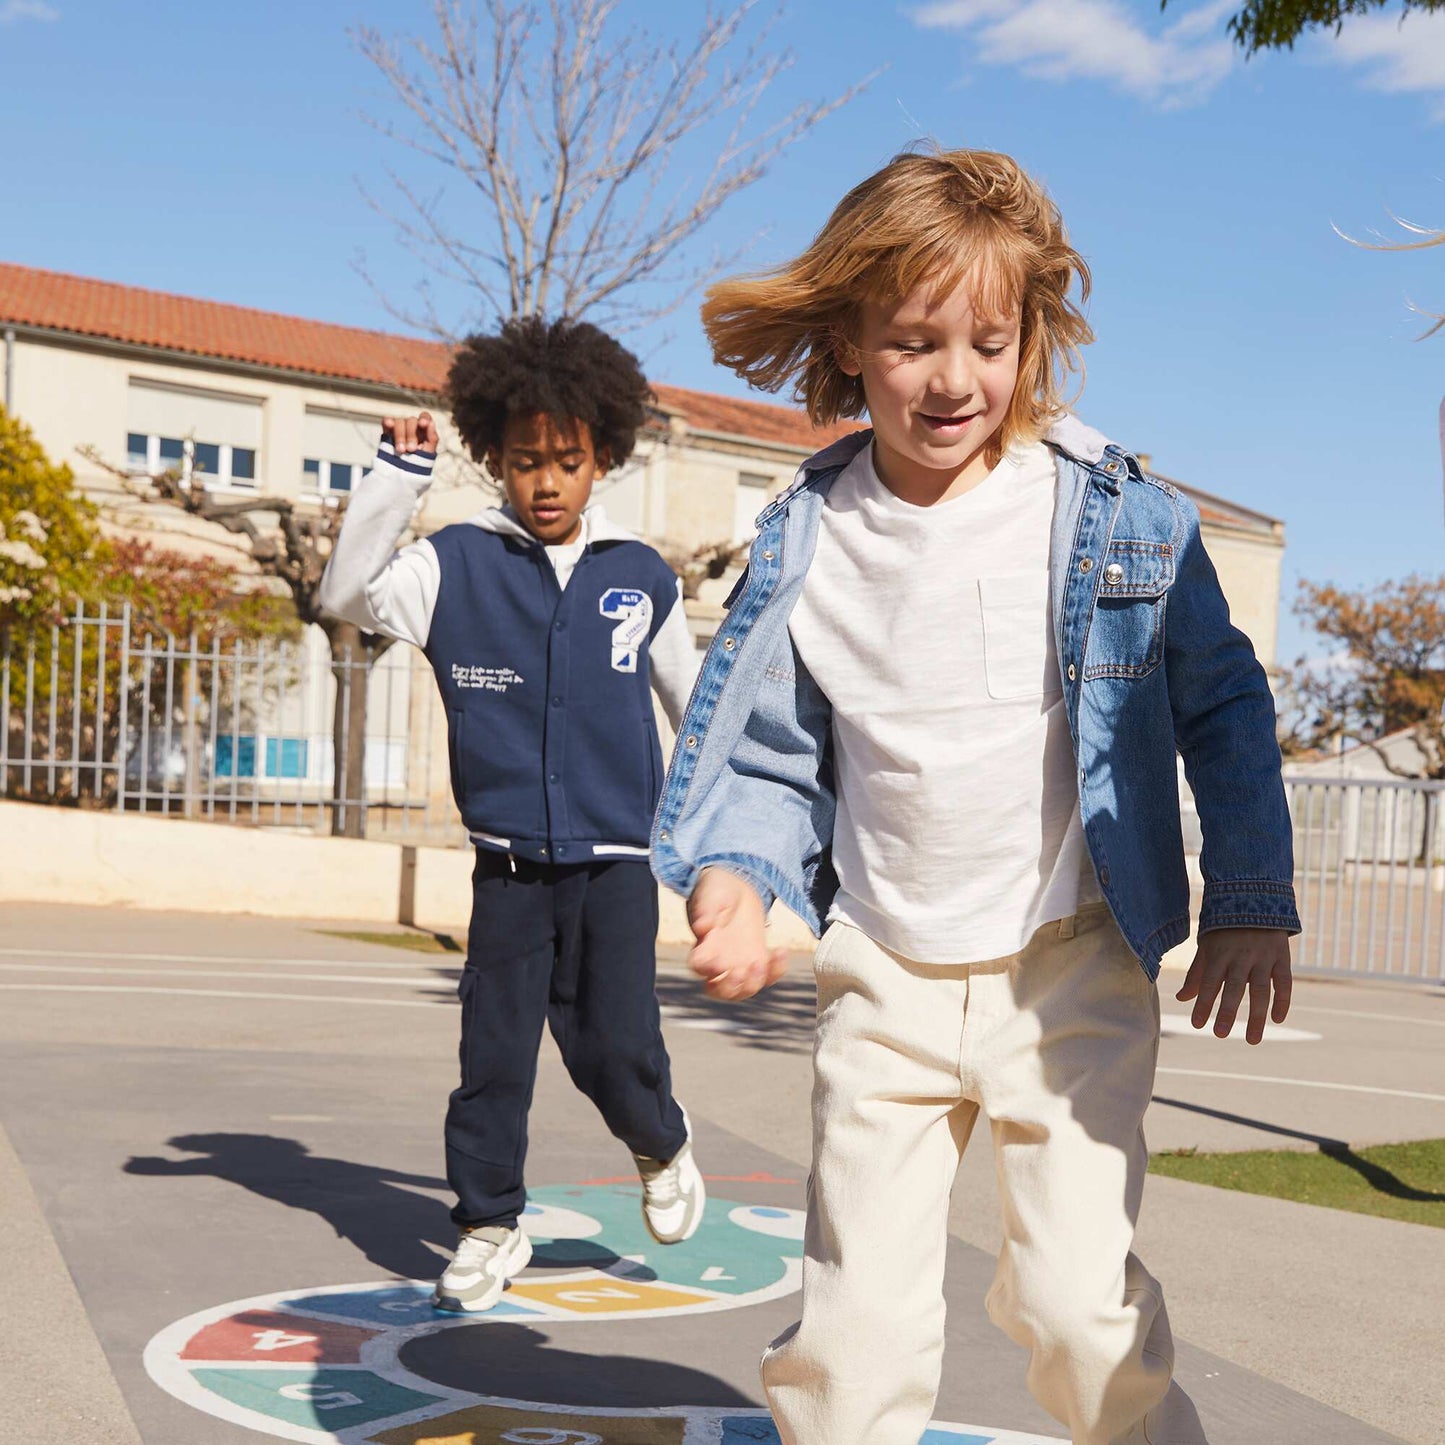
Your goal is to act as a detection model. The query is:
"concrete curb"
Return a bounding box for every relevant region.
[0,1122,144,1445]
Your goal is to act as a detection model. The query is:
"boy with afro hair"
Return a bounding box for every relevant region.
[322,315,704,1312]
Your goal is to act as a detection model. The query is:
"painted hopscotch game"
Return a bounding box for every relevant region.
[146,1183,1067,1444]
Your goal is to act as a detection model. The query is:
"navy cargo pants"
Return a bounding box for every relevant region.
[445,848,688,1229]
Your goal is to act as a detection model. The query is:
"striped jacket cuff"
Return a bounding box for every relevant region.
[375,441,437,482]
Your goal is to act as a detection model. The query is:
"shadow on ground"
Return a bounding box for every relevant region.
[653,970,817,1054]
[1151,1096,1445,1203]
[400,1319,756,1408]
[124,1134,456,1277]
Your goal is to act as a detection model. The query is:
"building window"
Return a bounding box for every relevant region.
[126,432,258,490]
[214,735,310,780]
[734,471,773,542]
[305,459,361,495]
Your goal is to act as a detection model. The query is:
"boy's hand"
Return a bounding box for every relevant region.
[1176,928,1292,1045]
[382,412,439,455]
[688,867,789,1001]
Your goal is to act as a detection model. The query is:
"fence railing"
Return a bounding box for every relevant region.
[5,608,1445,980]
[1286,776,1445,983]
[1,601,464,846]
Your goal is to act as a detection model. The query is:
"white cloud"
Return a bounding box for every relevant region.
[0,1,59,22]
[911,0,1238,107]
[1320,9,1445,121]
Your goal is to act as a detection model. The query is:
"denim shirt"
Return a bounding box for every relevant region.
[651,416,1301,978]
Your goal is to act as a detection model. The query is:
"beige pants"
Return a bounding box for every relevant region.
[761,907,1207,1445]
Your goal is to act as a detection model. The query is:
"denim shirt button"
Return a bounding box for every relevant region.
[1099,865,1111,886]
[1104,562,1125,585]
[723,637,736,651]
[763,550,775,561]
[1067,663,1077,682]
[685,736,698,748]
[1079,557,1094,574]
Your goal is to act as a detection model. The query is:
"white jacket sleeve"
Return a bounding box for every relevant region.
[650,580,701,732]
[318,443,442,649]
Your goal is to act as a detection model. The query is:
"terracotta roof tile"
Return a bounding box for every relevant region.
[0,263,1280,534]
[0,262,860,453]
[649,383,865,453]
[0,261,451,393]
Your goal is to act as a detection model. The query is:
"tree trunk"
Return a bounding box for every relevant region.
[327,621,370,839]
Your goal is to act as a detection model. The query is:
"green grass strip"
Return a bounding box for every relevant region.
[1149,1137,1445,1229]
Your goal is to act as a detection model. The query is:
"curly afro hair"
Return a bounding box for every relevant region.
[447,316,653,472]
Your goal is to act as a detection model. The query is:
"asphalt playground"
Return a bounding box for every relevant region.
[1,900,1442,1445]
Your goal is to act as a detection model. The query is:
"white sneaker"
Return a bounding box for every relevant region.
[433,1224,532,1313]
[634,1112,706,1244]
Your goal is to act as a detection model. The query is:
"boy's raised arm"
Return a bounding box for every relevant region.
[318,413,442,649]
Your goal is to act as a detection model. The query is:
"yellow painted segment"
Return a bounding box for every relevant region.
[370,1401,688,1443]
[506,1275,711,1315]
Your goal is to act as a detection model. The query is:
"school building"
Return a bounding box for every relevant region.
[0,259,1285,660]
[0,260,1289,844]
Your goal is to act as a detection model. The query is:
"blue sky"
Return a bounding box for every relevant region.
[2,0,1442,660]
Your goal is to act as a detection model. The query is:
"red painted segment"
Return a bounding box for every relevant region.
[180,1309,379,1364]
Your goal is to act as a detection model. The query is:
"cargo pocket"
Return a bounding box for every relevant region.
[1084,540,1174,680]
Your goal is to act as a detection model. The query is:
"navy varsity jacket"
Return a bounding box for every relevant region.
[319,442,700,863]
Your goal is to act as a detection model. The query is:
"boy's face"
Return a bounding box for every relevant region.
[486,412,610,546]
[840,276,1022,504]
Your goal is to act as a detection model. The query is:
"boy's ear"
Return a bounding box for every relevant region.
[484,446,502,478]
[833,333,863,378]
[594,444,613,474]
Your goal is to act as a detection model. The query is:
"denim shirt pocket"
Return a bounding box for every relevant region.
[1083,539,1175,680]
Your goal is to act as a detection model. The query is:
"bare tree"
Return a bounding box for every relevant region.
[81,447,389,839]
[353,0,869,337]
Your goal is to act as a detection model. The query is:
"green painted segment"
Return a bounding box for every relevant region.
[524,1185,801,1297]
[191,1367,440,1431]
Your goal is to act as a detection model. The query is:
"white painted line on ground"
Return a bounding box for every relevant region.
[1289,1003,1445,1028]
[0,984,455,1009]
[0,962,455,989]
[1156,1066,1445,1104]
[0,947,450,970]
[1159,1013,1321,1042]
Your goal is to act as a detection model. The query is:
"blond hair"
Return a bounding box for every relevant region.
[702,147,1093,450]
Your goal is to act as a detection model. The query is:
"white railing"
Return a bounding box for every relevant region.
[1286,776,1445,982]
[0,601,464,846]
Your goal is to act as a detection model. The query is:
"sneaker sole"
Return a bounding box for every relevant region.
[433,1230,533,1313]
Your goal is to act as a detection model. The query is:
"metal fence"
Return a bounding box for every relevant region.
[5,607,1445,981]
[1,600,464,845]
[1286,776,1445,983]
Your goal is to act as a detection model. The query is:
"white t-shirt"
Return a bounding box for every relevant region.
[788,439,1097,964]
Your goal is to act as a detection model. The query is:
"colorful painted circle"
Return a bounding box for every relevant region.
[144,1183,1066,1445]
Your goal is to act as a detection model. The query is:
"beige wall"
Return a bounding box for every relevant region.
[0,799,815,948]
[7,333,475,558]
[12,330,1284,667]
[1198,526,1284,672]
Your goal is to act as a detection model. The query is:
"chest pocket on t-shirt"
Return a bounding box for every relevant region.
[979,572,1058,701]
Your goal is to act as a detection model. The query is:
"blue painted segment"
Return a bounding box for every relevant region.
[191,1367,439,1431]
[920,1431,994,1444]
[720,1419,782,1442]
